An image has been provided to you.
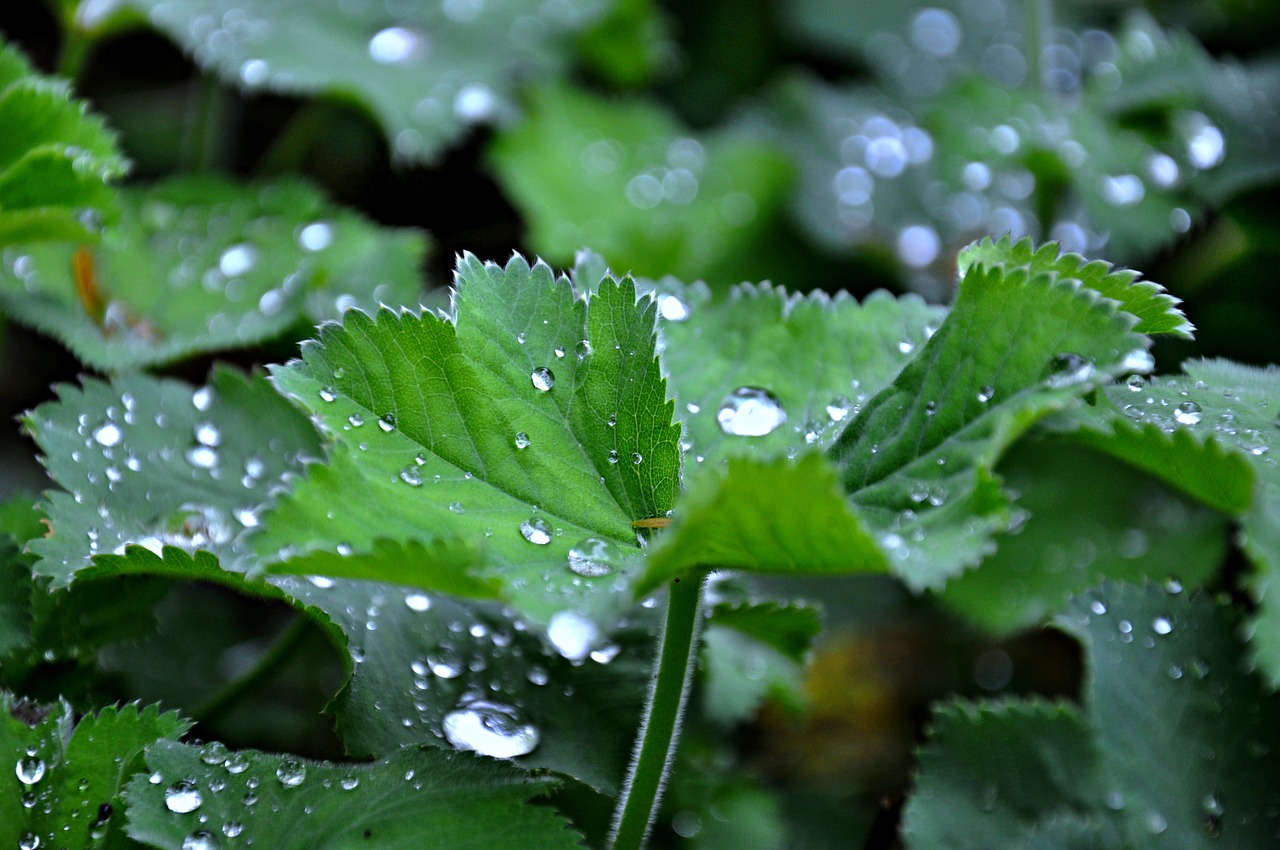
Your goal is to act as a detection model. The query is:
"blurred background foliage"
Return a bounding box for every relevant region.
[0,0,1277,846]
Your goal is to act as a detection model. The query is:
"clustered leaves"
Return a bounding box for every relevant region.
[0,3,1279,849]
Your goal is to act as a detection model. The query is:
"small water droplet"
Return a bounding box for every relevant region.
[181,831,218,850]
[826,396,851,421]
[297,221,333,251]
[443,700,539,758]
[717,387,787,436]
[222,821,245,838]
[514,431,531,449]
[275,758,306,787]
[567,537,623,577]
[185,446,218,470]
[520,518,552,545]
[530,367,555,392]
[607,450,620,464]
[164,779,203,813]
[405,593,431,612]
[1046,352,1095,388]
[399,465,424,486]
[192,387,214,411]
[348,413,365,428]
[1152,616,1173,635]
[898,340,915,355]
[378,413,397,432]
[454,83,497,123]
[631,452,643,465]
[1174,401,1203,425]
[340,777,360,791]
[575,339,592,359]
[319,387,337,402]
[977,385,995,403]
[369,26,424,64]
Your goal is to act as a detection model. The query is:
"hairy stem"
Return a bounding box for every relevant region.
[609,574,706,850]
[192,614,311,723]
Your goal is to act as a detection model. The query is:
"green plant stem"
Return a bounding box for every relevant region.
[609,573,705,850]
[57,26,93,81]
[1025,0,1052,94]
[255,100,338,176]
[181,74,231,173]
[191,614,311,723]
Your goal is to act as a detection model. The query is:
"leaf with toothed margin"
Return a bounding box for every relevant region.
[260,254,681,628]
[938,439,1230,635]
[640,454,887,593]
[828,256,1147,590]
[905,583,1280,849]
[23,366,323,587]
[0,176,428,371]
[1049,358,1280,686]
[117,0,607,163]
[0,694,190,849]
[657,279,945,485]
[124,741,585,850]
[957,235,1193,338]
[0,40,126,246]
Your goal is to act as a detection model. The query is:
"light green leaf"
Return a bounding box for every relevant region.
[488,84,793,282]
[124,741,584,849]
[1052,359,1280,683]
[829,258,1146,589]
[957,235,1192,337]
[119,0,607,162]
[0,176,427,370]
[903,699,1118,850]
[939,439,1230,634]
[24,366,324,587]
[0,40,126,246]
[261,255,681,627]
[641,455,887,592]
[906,583,1280,849]
[0,695,190,849]
[659,281,944,480]
[699,598,822,725]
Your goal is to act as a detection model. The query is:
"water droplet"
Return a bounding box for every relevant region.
[977,385,995,403]
[1101,174,1145,207]
[319,387,337,402]
[275,758,306,787]
[222,821,244,838]
[530,367,555,392]
[897,224,940,267]
[656,293,690,321]
[378,413,397,432]
[195,421,221,447]
[1174,401,1203,426]
[514,431,531,449]
[607,450,620,464]
[348,413,364,428]
[631,452,643,465]
[93,422,122,447]
[185,446,218,470]
[443,700,540,758]
[297,221,333,251]
[368,26,424,64]
[340,777,360,791]
[192,387,214,411]
[909,7,961,56]
[575,339,592,359]
[454,83,497,123]
[181,832,218,850]
[18,833,40,850]
[1185,113,1225,169]
[1152,616,1173,635]
[1145,811,1168,834]
[429,648,464,678]
[399,465,424,486]
[1126,374,1146,392]
[200,742,229,766]
[547,611,599,662]
[898,340,915,355]
[717,387,787,436]
[567,537,622,577]
[520,518,552,545]
[405,593,431,612]
[1046,352,1095,388]
[15,756,45,785]
[164,779,203,813]
[218,244,257,277]
[826,396,851,421]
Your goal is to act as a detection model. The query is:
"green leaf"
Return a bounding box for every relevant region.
[0,176,427,370]
[659,281,944,479]
[0,40,125,246]
[1051,359,1280,683]
[640,455,887,592]
[0,535,34,660]
[829,257,1147,590]
[488,84,793,282]
[939,439,1230,635]
[903,699,1118,850]
[905,583,1280,849]
[699,599,822,725]
[957,235,1192,338]
[261,255,681,627]
[124,741,585,849]
[0,695,190,849]
[119,0,606,162]
[24,366,323,587]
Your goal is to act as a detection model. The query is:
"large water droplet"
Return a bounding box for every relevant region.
[164,779,203,813]
[1174,401,1203,425]
[656,293,690,321]
[15,756,45,785]
[378,413,397,432]
[547,610,598,662]
[530,367,555,392]
[297,221,333,252]
[520,518,552,545]
[218,244,257,277]
[181,832,218,850]
[443,700,540,758]
[275,758,306,787]
[567,537,623,577]
[716,387,786,436]
[368,26,424,64]
[405,593,431,612]
[826,396,851,422]
[93,422,122,447]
